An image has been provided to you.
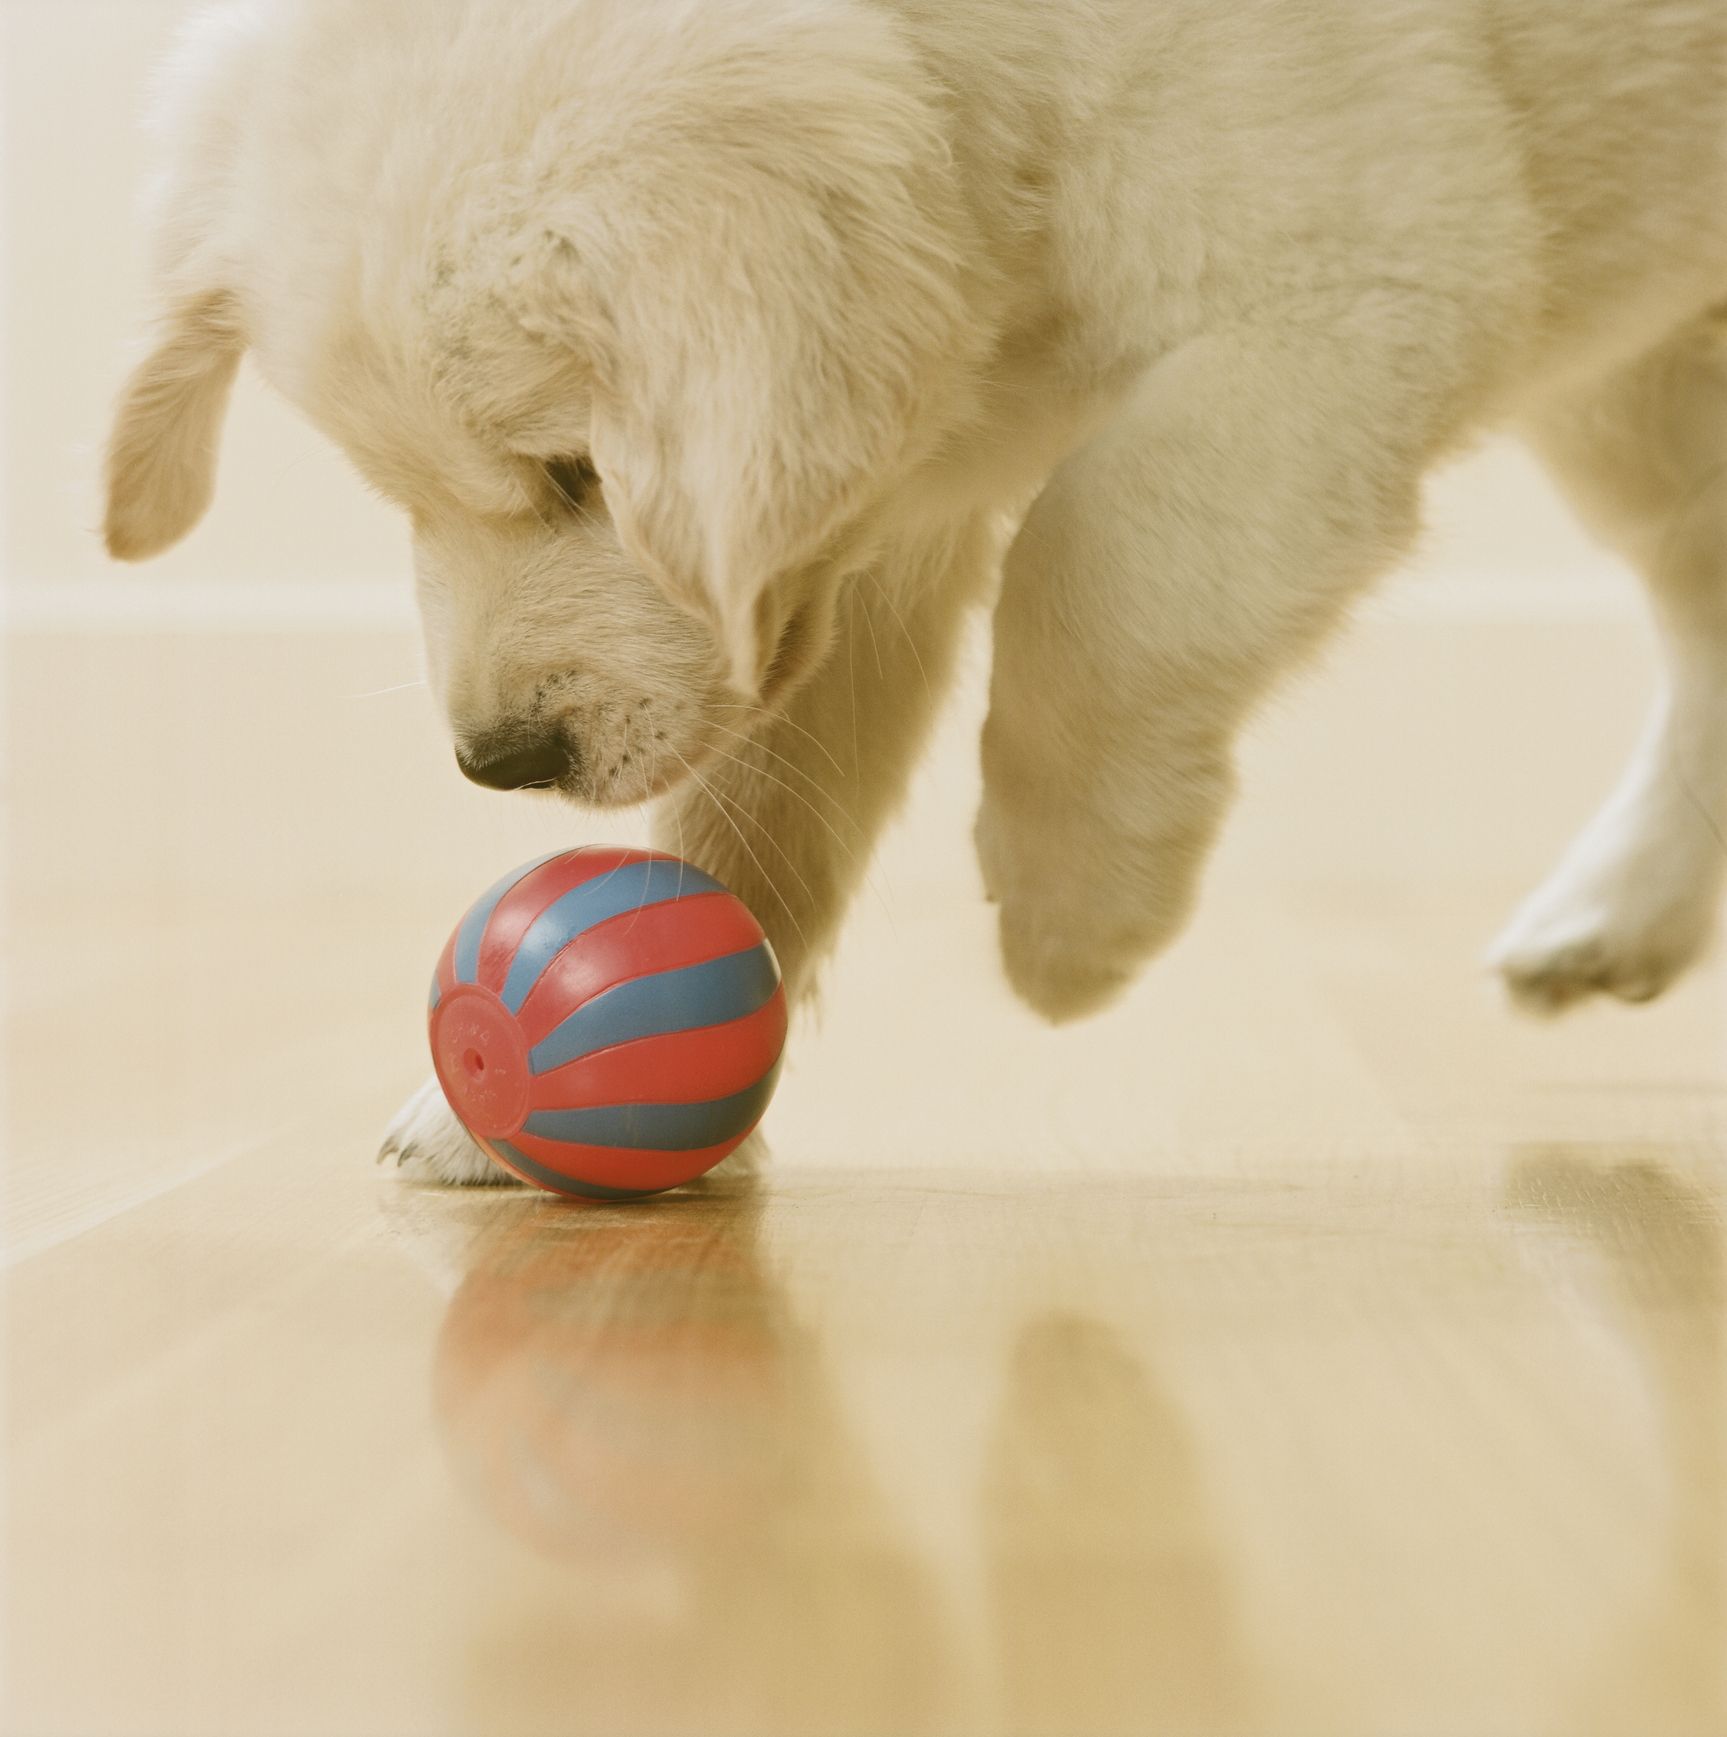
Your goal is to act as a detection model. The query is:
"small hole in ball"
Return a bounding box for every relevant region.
[462,1047,486,1078]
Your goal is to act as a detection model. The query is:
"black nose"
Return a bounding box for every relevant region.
[456,733,576,791]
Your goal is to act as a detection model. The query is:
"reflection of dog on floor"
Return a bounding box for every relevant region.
[986,1312,1249,1735]
[1505,1148,1725,1737]
[102,3,1727,1186]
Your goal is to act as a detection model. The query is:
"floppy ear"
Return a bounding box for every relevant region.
[504,29,983,692]
[102,0,263,562]
[104,288,245,561]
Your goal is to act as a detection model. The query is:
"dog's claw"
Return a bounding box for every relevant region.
[378,1077,516,1186]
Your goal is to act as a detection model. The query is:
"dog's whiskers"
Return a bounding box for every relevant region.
[857,581,886,682]
[846,587,862,778]
[696,740,862,863]
[865,572,933,705]
[711,701,846,776]
[701,718,834,796]
[666,744,808,948]
[345,678,428,700]
[703,738,903,933]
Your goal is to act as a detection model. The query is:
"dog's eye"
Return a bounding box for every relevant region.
[544,454,599,508]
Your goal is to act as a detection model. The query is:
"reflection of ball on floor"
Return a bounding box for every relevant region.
[428,847,786,1199]
[432,1210,784,1567]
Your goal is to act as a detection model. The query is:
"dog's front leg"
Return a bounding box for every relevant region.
[978,318,1448,1021]
[655,520,997,1008]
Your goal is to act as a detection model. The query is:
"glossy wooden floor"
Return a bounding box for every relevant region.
[5,608,1725,1737]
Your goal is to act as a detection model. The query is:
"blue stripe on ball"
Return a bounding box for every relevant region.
[453,850,561,984]
[499,858,726,1012]
[528,943,780,1074]
[522,1064,782,1152]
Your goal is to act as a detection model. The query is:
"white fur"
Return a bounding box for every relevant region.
[103,0,1727,1182]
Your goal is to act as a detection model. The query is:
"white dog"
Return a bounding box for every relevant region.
[105,0,1727,1184]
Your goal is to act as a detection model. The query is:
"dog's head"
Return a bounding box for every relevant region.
[104,0,982,802]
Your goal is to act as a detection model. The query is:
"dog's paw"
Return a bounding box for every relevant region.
[976,788,1207,1025]
[378,1075,521,1187]
[976,797,1129,1022]
[995,898,1137,1024]
[1488,869,1715,1015]
[716,1126,767,1178]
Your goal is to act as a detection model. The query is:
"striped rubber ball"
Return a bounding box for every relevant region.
[428,847,786,1200]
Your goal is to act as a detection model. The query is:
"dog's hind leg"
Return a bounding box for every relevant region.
[1492,318,1727,1012]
